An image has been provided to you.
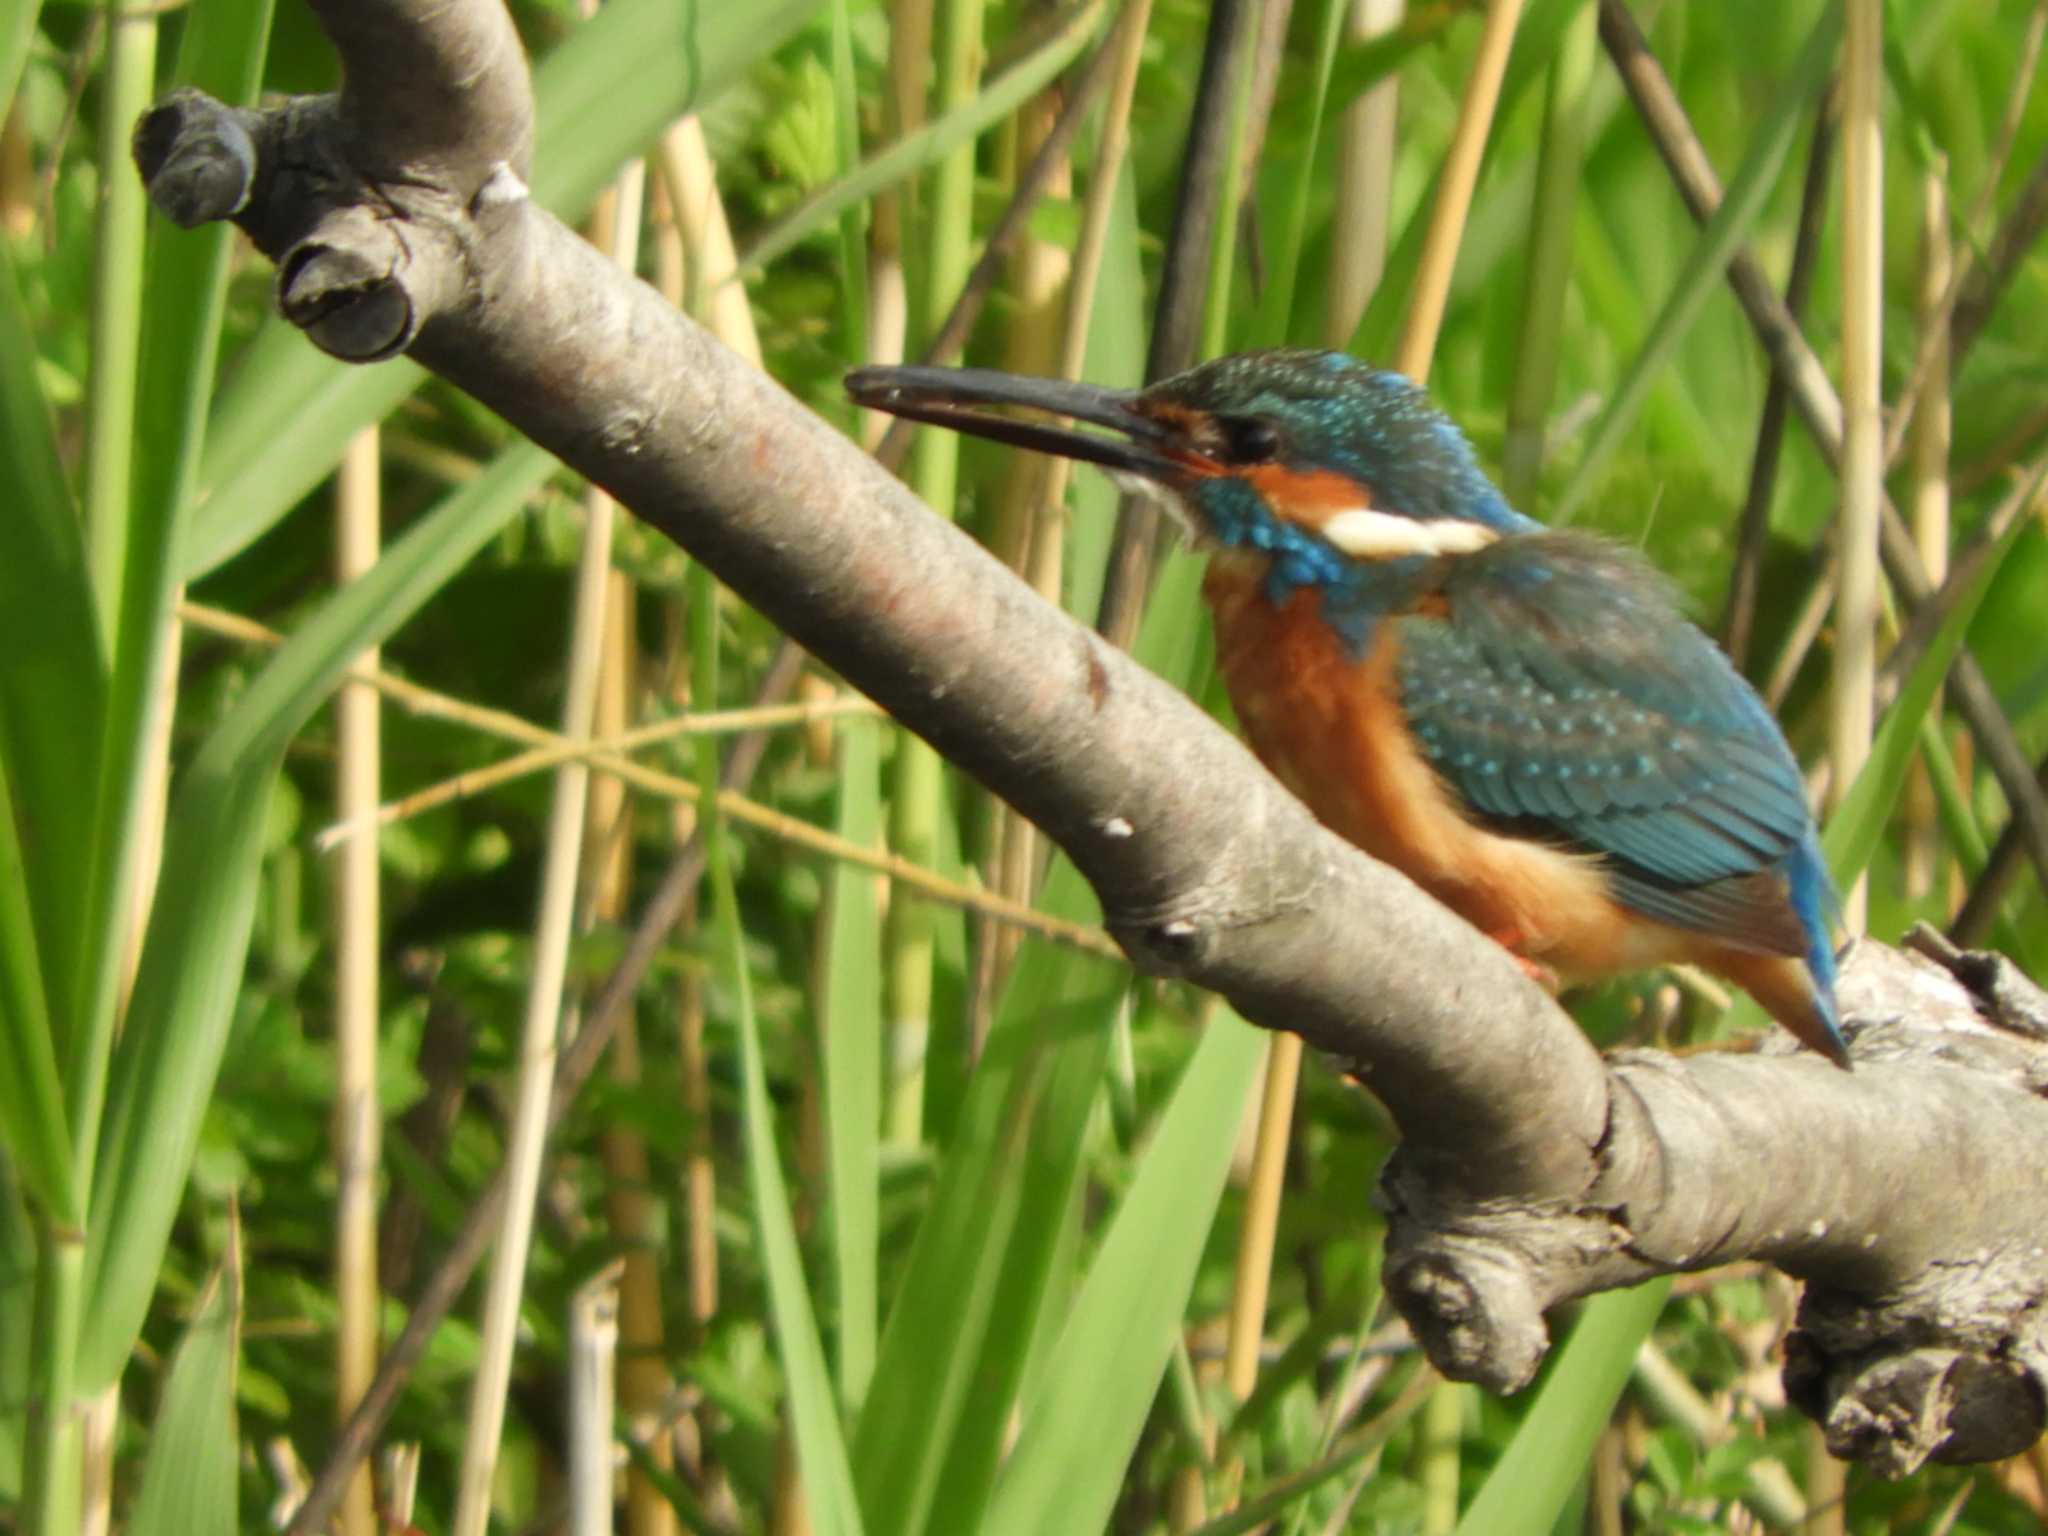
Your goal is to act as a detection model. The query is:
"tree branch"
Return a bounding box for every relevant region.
[136,0,2048,1476]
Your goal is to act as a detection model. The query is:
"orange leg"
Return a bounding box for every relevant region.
[1484,926,1561,993]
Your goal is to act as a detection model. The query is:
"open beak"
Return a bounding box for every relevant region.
[846,365,1182,481]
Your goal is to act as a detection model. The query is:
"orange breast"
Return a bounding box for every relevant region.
[1203,554,1712,983]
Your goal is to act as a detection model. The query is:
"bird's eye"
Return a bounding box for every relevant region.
[1222,416,1283,464]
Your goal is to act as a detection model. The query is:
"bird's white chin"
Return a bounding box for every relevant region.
[1104,470,1207,544]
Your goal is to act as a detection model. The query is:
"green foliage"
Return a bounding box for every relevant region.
[5,0,2048,1529]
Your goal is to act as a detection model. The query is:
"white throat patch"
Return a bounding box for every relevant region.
[1105,469,1203,539]
[1320,508,1499,560]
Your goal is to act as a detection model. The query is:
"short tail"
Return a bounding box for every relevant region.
[1775,834,1849,1067]
[1706,943,1847,1066]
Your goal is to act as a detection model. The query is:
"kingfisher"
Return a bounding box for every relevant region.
[846,349,1847,1066]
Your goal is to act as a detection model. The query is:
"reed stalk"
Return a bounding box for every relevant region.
[449,157,645,1536]
[1029,0,1151,539]
[588,565,681,1536]
[1832,0,1884,933]
[980,42,1076,1037]
[1394,0,1524,381]
[567,1263,624,1536]
[655,117,763,366]
[887,0,986,1143]
[331,425,382,1536]
[1418,1382,1469,1532]
[1905,168,1952,904]
[1326,0,1403,346]
[868,0,932,443]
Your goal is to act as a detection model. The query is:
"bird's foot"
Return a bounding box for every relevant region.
[1485,928,1561,992]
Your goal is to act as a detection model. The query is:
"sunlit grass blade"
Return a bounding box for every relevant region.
[82,0,161,646]
[854,859,1121,1536]
[691,560,864,1535]
[0,759,73,1224]
[821,717,882,1409]
[77,444,555,1389]
[1503,0,1598,506]
[981,1009,1264,1534]
[130,1231,240,1534]
[828,0,869,376]
[530,0,827,218]
[739,0,1106,277]
[0,240,101,1167]
[1451,1280,1673,1536]
[0,2,40,114]
[712,781,867,1536]
[186,344,426,579]
[63,0,276,1166]
[186,0,825,578]
[1247,0,1349,349]
[1552,4,1841,523]
[0,1153,32,1500]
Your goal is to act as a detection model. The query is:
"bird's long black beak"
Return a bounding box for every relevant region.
[846,365,1179,480]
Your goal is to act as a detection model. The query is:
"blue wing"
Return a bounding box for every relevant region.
[1394,531,1825,958]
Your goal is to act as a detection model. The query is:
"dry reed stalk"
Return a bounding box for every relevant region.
[184,599,1115,955]
[1904,169,1952,904]
[332,425,383,1536]
[119,609,181,1009]
[586,568,680,1536]
[979,65,1078,1040]
[77,1389,116,1536]
[650,124,774,1511]
[1045,0,1151,479]
[1831,0,1884,934]
[315,693,879,842]
[1217,1028,1299,1509]
[380,1444,420,1531]
[1326,0,1403,346]
[866,0,934,445]
[449,156,645,1536]
[1805,1420,1847,1536]
[1591,1423,1627,1536]
[1394,0,1525,381]
[655,116,762,367]
[567,1263,624,1536]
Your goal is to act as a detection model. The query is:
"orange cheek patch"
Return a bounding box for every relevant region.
[1242,465,1371,533]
